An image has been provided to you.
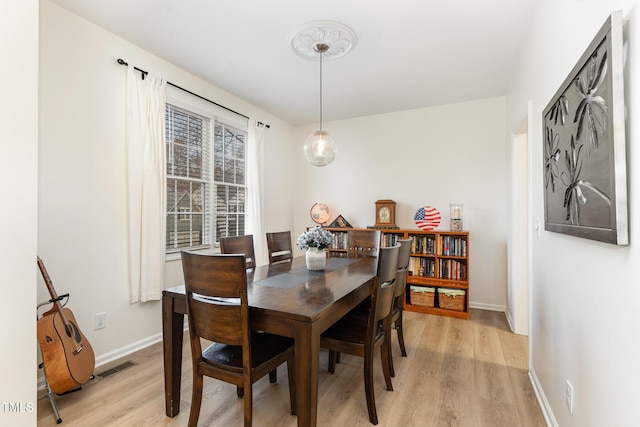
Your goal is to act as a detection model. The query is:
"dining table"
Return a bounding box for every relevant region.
[162,255,377,427]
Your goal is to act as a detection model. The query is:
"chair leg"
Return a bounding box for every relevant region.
[328,350,337,374]
[243,382,253,427]
[380,335,393,392]
[237,386,244,397]
[269,368,277,383]
[396,312,407,357]
[386,316,396,378]
[188,373,204,427]
[287,358,297,415]
[363,350,378,425]
[388,340,395,378]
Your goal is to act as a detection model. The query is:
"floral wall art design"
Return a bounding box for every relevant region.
[542,11,628,245]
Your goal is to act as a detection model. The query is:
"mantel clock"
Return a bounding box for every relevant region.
[374,199,397,228]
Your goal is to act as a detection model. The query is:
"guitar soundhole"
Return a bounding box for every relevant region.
[65,321,82,343]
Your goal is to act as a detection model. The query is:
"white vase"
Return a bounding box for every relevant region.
[306,247,327,270]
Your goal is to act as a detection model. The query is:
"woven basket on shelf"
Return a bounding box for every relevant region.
[437,288,466,311]
[410,286,435,307]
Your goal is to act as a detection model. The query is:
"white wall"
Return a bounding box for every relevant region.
[38,1,295,365]
[292,98,509,310]
[507,1,640,425]
[1,2,38,426]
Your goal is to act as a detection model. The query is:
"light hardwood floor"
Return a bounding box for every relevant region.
[37,309,546,426]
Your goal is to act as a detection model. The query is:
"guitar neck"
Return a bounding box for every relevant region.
[37,257,70,325]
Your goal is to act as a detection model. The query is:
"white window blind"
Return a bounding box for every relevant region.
[214,123,247,244]
[165,104,211,251]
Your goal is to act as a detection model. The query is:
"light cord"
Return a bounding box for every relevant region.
[319,50,323,132]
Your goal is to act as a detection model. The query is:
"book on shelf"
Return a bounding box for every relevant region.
[440,235,467,256]
[383,233,403,247]
[330,231,348,249]
[408,256,435,278]
[411,235,435,255]
[438,259,467,280]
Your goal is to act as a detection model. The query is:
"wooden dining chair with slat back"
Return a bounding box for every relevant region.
[220,234,281,381]
[320,244,400,425]
[181,251,296,427]
[220,235,257,269]
[388,238,412,377]
[266,231,293,264]
[347,229,381,258]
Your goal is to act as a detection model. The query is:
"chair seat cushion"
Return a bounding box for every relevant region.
[202,331,293,370]
[321,310,369,345]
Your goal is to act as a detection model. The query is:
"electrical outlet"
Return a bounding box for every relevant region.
[565,380,574,415]
[95,312,107,330]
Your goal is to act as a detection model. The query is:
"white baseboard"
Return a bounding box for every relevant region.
[505,307,515,331]
[469,301,505,312]
[94,332,163,369]
[529,365,557,427]
[38,332,165,390]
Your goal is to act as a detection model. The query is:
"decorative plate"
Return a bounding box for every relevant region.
[414,206,441,230]
[310,203,331,224]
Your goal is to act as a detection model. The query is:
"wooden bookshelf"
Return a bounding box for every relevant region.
[326,227,349,257]
[321,227,469,319]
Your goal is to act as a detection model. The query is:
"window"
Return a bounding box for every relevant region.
[214,123,247,244]
[166,104,210,251]
[165,95,248,253]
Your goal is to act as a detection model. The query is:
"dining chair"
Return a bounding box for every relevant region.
[388,238,412,377]
[181,251,296,427]
[347,229,381,258]
[220,235,257,269]
[320,244,400,425]
[266,231,293,264]
[220,234,278,380]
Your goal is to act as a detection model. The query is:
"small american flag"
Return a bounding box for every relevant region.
[414,206,441,230]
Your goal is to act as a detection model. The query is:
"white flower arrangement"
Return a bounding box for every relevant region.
[297,226,333,250]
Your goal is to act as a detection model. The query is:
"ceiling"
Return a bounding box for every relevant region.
[49,0,537,126]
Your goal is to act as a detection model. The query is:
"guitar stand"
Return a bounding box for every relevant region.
[39,360,62,424]
[37,297,67,424]
[38,358,90,425]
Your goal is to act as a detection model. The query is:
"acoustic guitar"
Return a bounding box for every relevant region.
[37,257,95,394]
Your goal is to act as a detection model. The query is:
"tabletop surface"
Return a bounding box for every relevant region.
[164,255,377,323]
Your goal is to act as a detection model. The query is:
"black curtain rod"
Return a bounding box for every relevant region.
[116,58,270,128]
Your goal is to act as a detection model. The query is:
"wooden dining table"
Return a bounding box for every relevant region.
[162,255,377,427]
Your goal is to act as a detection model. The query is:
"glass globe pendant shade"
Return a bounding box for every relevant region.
[291,22,355,167]
[304,130,336,167]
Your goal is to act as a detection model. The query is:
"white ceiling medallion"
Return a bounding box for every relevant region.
[289,21,357,61]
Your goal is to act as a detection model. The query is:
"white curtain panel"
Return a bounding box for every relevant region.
[126,66,167,302]
[246,120,266,266]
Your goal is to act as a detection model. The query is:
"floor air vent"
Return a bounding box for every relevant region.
[97,360,138,378]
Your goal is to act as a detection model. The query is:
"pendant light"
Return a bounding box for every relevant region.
[290,21,357,167]
[304,43,336,166]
